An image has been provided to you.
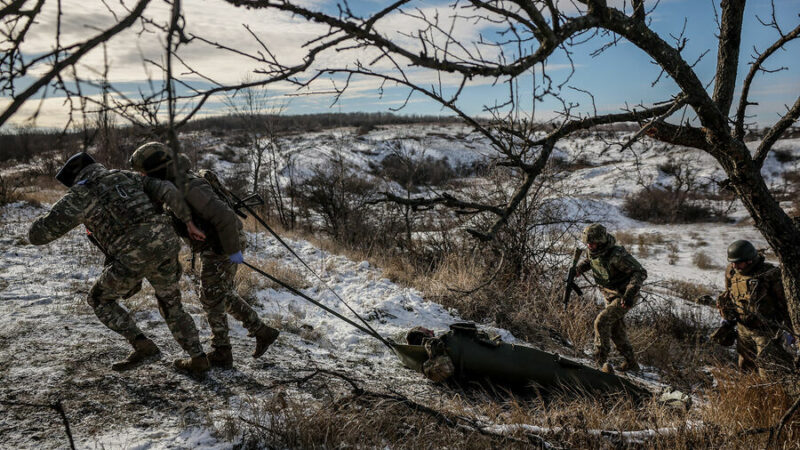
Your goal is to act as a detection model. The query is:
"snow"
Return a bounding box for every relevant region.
[2,127,799,448]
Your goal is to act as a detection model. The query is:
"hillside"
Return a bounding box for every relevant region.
[1,124,798,448]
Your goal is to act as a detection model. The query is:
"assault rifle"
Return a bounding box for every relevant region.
[230,193,265,219]
[563,247,584,310]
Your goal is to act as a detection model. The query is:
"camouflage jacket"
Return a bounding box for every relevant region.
[29,164,192,256]
[718,258,789,331]
[170,170,243,256]
[577,236,647,298]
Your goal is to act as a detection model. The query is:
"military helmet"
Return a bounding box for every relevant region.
[727,240,757,263]
[56,152,96,187]
[582,223,609,245]
[129,142,173,177]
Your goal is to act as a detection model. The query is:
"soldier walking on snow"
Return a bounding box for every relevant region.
[130,143,280,370]
[28,153,211,374]
[576,223,648,373]
[713,240,795,378]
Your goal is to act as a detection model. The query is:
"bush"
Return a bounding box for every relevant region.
[693,251,721,270]
[664,279,716,304]
[0,173,22,206]
[623,187,728,223]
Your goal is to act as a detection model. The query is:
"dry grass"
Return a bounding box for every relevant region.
[664,279,716,304]
[216,367,800,449]
[236,257,311,300]
[693,251,721,270]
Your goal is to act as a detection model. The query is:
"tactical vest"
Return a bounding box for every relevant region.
[589,246,632,290]
[727,263,784,329]
[81,169,161,249]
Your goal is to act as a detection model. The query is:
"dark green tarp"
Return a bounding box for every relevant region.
[394,324,650,399]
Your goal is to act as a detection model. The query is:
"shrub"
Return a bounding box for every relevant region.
[0,173,22,206]
[373,153,457,190]
[623,187,727,223]
[664,279,716,304]
[693,251,721,270]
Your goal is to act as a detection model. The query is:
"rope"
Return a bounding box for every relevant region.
[243,261,395,350]
[231,192,390,347]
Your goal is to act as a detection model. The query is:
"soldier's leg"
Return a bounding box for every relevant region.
[610,315,635,362]
[202,252,266,336]
[146,255,204,357]
[199,253,232,349]
[87,264,145,342]
[752,332,794,378]
[736,327,758,372]
[594,300,624,363]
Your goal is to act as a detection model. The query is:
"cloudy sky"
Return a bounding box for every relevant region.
[1,0,797,129]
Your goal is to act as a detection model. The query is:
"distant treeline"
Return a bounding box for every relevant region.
[182,111,460,134]
[0,112,460,162]
[1,112,797,163]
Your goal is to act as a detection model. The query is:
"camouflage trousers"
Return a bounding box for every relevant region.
[593,295,636,363]
[736,325,794,378]
[88,240,203,357]
[199,249,267,349]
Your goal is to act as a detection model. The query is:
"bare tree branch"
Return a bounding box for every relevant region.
[735,21,800,140]
[754,94,800,167]
[0,0,152,127]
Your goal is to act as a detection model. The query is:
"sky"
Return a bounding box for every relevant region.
[0,0,797,130]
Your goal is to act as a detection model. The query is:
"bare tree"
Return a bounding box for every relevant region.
[215,0,800,333]
[3,0,799,332]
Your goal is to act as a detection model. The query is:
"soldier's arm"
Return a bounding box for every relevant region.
[576,258,591,275]
[717,266,737,320]
[142,176,193,223]
[764,269,790,326]
[185,182,242,255]
[28,191,85,245]
[617,252,647,300]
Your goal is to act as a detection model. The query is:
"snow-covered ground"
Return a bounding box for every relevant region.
[0,199,513,448]
[2,125,798,448]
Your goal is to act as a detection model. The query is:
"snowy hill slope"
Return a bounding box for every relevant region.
[2,125,799,447]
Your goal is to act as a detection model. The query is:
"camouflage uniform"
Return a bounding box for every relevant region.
[577,227,647,367]
[172,170,275,352]
[718,257,794,377]
[28,163,204,358]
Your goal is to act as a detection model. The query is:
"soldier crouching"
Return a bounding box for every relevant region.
[28,152,210,374]
[715,240,795,378]
[576,223,647,373]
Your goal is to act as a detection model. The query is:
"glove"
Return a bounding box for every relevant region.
[620,292,634,309]
[229,251,244,264]
[785,332,796,347]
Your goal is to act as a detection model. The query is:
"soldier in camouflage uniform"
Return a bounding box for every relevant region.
[28,153,210,374]
[130,143,279,369]
[576,223,647,373]
[716,240,794,378]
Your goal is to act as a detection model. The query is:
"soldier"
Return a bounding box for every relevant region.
[576,223,647,373]
[28,152,211,375]
[715,240,794,377]
[130,143,280,369]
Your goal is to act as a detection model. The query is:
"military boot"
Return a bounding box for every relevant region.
[174,353,211,377]
[253,326,280,358]
[207,346,233,369]
[592,349,607,366]
[619,359,640,372]
[112,335,161,371]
